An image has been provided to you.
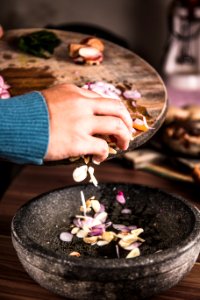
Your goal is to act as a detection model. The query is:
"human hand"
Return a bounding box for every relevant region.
[42,83,132,163]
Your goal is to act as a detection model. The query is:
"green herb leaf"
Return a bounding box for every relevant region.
[18,30,61,58]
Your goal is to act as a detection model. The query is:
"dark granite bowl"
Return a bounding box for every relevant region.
[11,183,200,300]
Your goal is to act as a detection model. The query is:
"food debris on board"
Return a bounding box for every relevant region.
[60,190,145,259]
[68,37,104,65]
[72,81,152,186]
[0,75,10,99]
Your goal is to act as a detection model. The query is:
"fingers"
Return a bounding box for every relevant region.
[61,83,101,99]
[61,85,132,134]
[88,115,132,150]
[89,98,133,133]
[81,136,109,163]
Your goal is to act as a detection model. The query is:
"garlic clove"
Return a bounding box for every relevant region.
[72,165,88,182]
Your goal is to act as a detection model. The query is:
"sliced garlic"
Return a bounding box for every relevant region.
[88,166,98,187]
[91,199,101,213]
[119,238,137,249]
[97,240,109,246]
[101,231,115,243]
[73,165,88,182]
[95,212,108,223]
[71,227,80,235]
[131,228,144,236]
[82,155,90,165]
[83,236,98,244]
[76,229,88,238]
[126,248,140,259]
[109,146,117,154]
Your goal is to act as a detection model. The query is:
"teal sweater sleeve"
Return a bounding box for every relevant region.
[0,91,49,164]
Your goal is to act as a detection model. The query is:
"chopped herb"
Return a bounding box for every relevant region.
[18,30,61,58]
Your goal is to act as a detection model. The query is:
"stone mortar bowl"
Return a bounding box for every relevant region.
[11,183,200,300]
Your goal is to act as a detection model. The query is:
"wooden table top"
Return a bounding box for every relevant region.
[0,160,199,300]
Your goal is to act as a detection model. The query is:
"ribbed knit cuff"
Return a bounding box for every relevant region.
[0,91,49,165]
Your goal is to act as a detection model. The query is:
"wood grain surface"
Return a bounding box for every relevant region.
[0,161,200,300]
[0,29,167,157]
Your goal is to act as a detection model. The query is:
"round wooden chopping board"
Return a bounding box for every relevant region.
[0,29,167,160]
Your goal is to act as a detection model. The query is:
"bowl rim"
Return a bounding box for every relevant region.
[11,183,200,270]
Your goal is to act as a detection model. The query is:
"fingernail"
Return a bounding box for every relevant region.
[92,158,101,165]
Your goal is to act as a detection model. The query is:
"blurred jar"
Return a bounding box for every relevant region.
[163,0,200,105]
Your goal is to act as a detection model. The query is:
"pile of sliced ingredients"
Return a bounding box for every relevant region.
[68,37,104,65]
[60,190,145,259]
[72,80,152,186]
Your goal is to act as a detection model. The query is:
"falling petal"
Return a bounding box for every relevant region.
[73,165,88,182]
[88,166,98,187]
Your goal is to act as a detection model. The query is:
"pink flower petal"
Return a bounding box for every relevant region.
[113,224,129,231]
[73,218,83,228]
[116,191,126,204]
[123,90,141,100]
[113,224,137,232]
[83,81,121,100]
[99,203,105,212]
[89,224,105,236]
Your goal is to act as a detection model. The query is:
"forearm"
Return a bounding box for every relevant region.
[0,91,49,164]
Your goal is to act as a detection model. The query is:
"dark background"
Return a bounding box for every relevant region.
[0,0,172,71]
